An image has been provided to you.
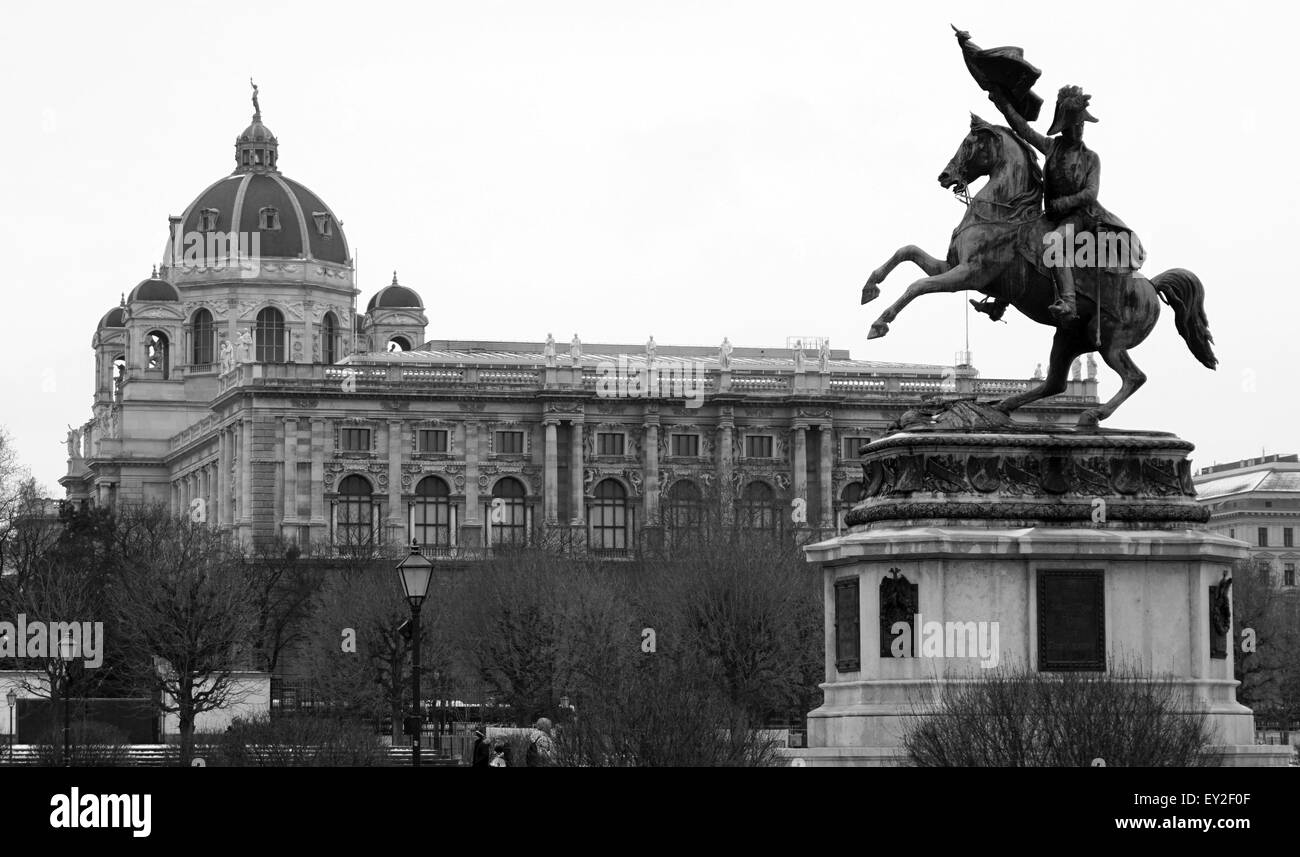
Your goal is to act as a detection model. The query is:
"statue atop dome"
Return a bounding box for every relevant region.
[250,77,261,120]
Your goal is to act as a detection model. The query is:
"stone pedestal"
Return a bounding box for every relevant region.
[796,419,1292,767]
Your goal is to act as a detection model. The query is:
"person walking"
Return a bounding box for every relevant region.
[471,727,491,768]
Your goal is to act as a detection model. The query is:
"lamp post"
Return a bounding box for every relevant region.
[59,631,76,767]
[6,689,16,762]
[396,540,434,768]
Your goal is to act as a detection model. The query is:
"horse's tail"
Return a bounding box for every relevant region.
[1152,268,1217,370]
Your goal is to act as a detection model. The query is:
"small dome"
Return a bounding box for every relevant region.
[238,117,276,144]
[98,306,127,329]
[367,272,424,310]
[129,267,179,302]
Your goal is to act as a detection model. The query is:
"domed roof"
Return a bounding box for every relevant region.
[129,267,179,302]
[367,273,424,310]
[238,117,276,144]
[161,84,349,268]
[98,306,126,329]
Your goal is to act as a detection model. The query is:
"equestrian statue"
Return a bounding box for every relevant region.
[859,26,1216,427]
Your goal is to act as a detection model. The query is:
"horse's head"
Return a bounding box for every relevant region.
[938,114,1041,199]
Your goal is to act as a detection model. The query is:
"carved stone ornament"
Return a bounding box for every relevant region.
[845,423,1210,528]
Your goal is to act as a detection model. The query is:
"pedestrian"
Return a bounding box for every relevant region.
[489,740,509,768]
[471,727,491,768]
[527,717,555,767]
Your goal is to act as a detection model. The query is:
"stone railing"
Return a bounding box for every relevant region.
[204,361,1098,404]
[169,413,220,450]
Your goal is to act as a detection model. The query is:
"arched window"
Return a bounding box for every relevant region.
[589,479,630,553]
[112,355,126,400]
[664,480,706,549]
[322,312,339,364]
[489,477,529,547]
[256,307,285,363]
[191,309,215,366]
[335,475,375,551]
[146,331,169,379]
[388,336,411,353]
[737,481,781,535]
[411,476,454,549]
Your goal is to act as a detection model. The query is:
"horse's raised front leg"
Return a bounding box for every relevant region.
[862,245,951,305]
[867,263,984,339]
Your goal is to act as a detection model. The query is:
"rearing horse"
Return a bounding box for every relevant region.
[859,115,1217,427]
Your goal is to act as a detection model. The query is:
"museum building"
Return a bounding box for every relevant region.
[59,95,1100,555]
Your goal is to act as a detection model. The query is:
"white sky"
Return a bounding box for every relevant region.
[1,0,1295,491]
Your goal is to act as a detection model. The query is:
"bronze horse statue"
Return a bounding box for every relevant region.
[859,115,1216,427]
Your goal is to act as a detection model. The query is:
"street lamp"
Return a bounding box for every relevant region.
[396,540,434,767]
[59,631,76,767]
[6,689,16,762]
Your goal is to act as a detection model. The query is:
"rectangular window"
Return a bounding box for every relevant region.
[495,430,524,455]
[1037,570,1105,671]
[1285,563,1296,587]
[1258,527,1269,548]
[417,429,448,453]
[597,432,625,456]
[340,428,371,452]
[670,434,699,458]
[842,436,871,459]
[1285,528,1294,548]
[833,578,861,673]
[745,435,774,459]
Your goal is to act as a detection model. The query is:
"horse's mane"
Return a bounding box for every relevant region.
[992,125,1043,201]
[970,115,1043,202]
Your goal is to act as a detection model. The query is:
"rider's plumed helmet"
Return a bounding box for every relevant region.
[1047,85,1098,135]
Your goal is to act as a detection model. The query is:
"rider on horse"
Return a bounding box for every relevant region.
[956,29,1139,328]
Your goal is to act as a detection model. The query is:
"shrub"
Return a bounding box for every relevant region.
[32,721,133,767]
[212,714,386,767]
[552,656,782,767]
[901,662,1221,767]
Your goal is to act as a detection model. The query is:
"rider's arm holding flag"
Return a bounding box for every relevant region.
[987,89,1050,156]
[953,26,1050,155]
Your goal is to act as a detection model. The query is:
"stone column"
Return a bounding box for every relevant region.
[310,418,326,545]
[718,412,735,526]
[462,421,482,547]
[793,424,808,527]
[387,420,404,544]
[205,463,215,522]
[820,422,834,529]
[643,420,660,525]
[218,427,231,527]
[239,416,254,539]
[570,419,585,525]
[543,418,559,525]
[283,418,299,535]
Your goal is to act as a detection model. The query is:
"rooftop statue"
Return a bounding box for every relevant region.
[859,26,1217,427]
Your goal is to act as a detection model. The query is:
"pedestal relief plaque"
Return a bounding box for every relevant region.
[1037,570,1105,671]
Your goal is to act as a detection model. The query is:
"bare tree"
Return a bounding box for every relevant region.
[240,536,324,675]
[109,506,258,765]
[901,661,1220,767]
[1233,559,1300,717]
[302,542,451,741]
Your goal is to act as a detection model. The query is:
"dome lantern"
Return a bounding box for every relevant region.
[235,78,279,173]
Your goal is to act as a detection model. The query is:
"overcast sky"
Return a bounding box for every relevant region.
[1,0,1295,491]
